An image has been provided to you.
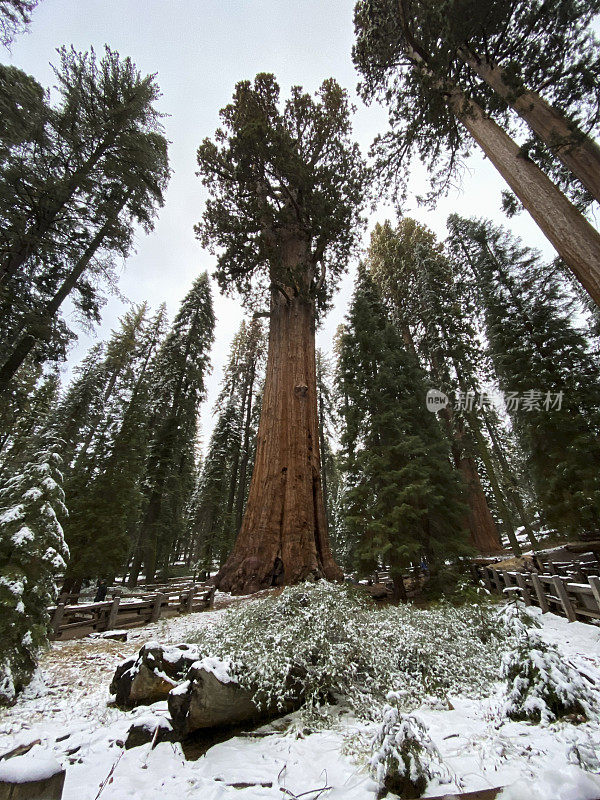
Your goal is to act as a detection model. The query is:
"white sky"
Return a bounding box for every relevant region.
[6,0,562,442]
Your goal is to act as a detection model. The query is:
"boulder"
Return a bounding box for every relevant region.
[110,642,200,707]
[168,657,300,736]
[0,752,65,800]
[363,583,392,600]
[124,713,179,749]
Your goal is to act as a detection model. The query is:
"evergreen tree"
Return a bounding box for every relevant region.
[352,0,600,308]
[367,219,506,554]
[188,318,266,576]
[0,0,38,47]
[196,73,367,593]
[336,266,469,600]
[0,46,170,389]
[0,438,68,704]
[129,273,214,585]
[59,305,168,586]
[447,214,600,535]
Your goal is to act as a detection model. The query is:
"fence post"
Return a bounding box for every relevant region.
[106,596,121,630]
[530,573,549,613]
[490,568,502,592]
[207,585,216,608]
[547,559,558,576]
[51,603,66,638]
[588,575,600,614]
[185,585,195,613]
[552,576,576,622]
[515,572,532,606]
[151,593,166,623]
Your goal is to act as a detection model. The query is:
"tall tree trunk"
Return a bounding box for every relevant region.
[235,361,255,533]
[0,137,115,288]
[447,87,600,306]
[0,207,124,393]
[215,282,343,594]
[461,54,600,204]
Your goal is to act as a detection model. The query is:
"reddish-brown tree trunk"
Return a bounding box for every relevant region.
[461,55,600,204]
[214,283,343,594]
[457,455,504,555]
[447,87,600,307]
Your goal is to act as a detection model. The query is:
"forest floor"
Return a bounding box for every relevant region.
[1,598,600,800]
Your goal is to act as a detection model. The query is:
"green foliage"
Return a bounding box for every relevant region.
[0,439,68,703]
[498,600,599,722]
[447,214,600,535]
[134,274,215,582]
[189,582,509,721]
[0,45,169,384]
[196,73,368,312]
[336,265,470,580]
[370,695,452,798]
[353,0,600,207]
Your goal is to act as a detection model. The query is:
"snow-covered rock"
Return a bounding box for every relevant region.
[109,642,200,706]
[168,658,301,735]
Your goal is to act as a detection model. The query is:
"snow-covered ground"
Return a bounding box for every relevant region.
[1,604,600,800]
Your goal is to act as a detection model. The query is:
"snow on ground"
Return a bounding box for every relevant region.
[1,604,600,799]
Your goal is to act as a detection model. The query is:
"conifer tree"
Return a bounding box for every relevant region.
[336,266,469,600]
[129,273,214,585]
[0,439,68,704]
[353,0,600,307]
[448,215,600,535]
[196,74,367,593]
[366,220,504,554]
[0,46,170,389]
[60,305,168,586]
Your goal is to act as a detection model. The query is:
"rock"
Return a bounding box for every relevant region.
[168,657,300,736]
[89,630,128,642]
[0,752,65,800]
[363,583,392,600]
[124,713,179,749]
[110,642,200,707]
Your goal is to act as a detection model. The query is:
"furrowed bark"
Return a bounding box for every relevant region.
[461,54,600,204]
[214,246,343,594]
[448,88,600,306]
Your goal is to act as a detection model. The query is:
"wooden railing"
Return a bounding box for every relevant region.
[473,563,600,623]
[48,584,216,640]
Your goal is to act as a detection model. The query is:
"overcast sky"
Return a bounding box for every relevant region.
[6,0,559,443]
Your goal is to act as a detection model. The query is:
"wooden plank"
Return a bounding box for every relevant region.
[490,568,503,592]
[530,572,549,613]
[589,575,600,614]
[552,576,577,622]
[515,572,532,606]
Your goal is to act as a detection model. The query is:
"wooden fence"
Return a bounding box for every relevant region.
[49,584,215,640]
[473,563,600,623]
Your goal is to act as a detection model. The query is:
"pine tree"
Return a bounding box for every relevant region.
[129,273,214,585]
[187,318,266,576]
[0,0,38,47]
[448,215,600,535]
[0,46,170,389]
[366,220,505,554]
[336,266,470,601]
[0,438,68,704]
[353,0,600,307]
[59,305,168,586]
[196,73,367,593]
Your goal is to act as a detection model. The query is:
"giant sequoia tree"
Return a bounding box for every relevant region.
[196,74,367,593]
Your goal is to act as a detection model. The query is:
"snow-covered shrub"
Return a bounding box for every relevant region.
[370,692,452,799]
[498,601,599,723]
[188,582,509,720]
[0,442,68,704]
